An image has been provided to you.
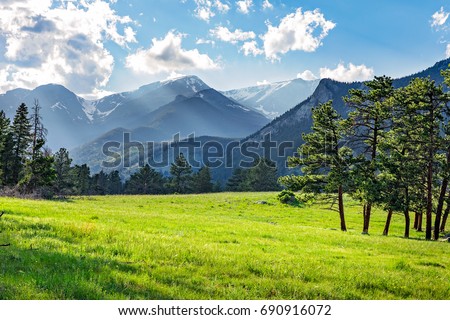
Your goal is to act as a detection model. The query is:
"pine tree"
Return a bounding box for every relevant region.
[125,164,164,194]
[107,170,123,194]
[226,168,249,191]
[168,153,192,194]
[53,148,73,195]
[21,100,55,193]
[344,76,394,234]
[0,111,12,187]
[246,157,280,192]
[283,101,352,231]
[72,164,91,195]
[192,166,213,193]
[10,103,32,185]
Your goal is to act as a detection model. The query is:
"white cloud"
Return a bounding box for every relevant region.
[210,26,255,44]
[196,38,216,46]
[257,80,269,85]
[261,8,336,61]
[236,0,253,14]
[215,0,230,13]
[241,41,264,56]
[297,70,318,81]
[126,31,219,75]
[446,44,450,58]
[0,0,136,96]
[262,0,273,10]
[319,63,374,82]
[194,0,230,22]
[431,7,449,29]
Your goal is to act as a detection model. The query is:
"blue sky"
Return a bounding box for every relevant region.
[0,0,450,98]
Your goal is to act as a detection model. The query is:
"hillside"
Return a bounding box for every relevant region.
[223,78,320,118]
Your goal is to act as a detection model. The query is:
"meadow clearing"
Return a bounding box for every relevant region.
[0,193,449,299]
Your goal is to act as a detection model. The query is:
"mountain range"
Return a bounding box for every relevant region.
[0,76,271,150]
[1,58,450,182]
[222,78,320,119]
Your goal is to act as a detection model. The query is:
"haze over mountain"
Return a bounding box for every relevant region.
[71,58,450,181]
[222,78,320,119]
[244,58,450,175]
[0,76,269,150]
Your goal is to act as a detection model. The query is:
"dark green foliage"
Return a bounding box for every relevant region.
[278,189,296,204]
[0,111,12,186]
[71,164,91,195]
[10,103,32,185]
[168,153,192,194]
[53,148,73,195]
[283,101,350,231]
[226,168,249,191]
[192,166,213,193]
[107,170,123,195]
[246,157,279,191]
[125,165,164,194]
[344,76,395,233]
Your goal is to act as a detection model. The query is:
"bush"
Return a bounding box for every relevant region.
[277,190,297,204]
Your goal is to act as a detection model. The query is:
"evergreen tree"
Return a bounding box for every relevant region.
[282,101,352,231]
[91,170,108,195]
[344,76,394,234]
[21,100,54,193]
[125,164,165,194]
[226,168,249,191]
[53,148,73,195]
[107,170,123,194]
[72,164,91,195]
[395,77,449,240]
[247,157,280,192]
[10,103,32,185]
[192,166,213,193]
[168,153,192,193]
[0,111,12,186]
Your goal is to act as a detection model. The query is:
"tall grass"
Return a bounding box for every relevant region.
[0,193,449,299]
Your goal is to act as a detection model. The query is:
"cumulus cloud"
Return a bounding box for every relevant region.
[236,0,253,14]
[297,70,318,81]
[446,44,450,58]
[210,26,255,44]
[262,0,273,10]
[194,0,230,22]
[241,40,264,56]
[261,8,335,61]
[319,63,374,82]
[125,31,219,75]
[431,7,449,29]
[0,0,136,97]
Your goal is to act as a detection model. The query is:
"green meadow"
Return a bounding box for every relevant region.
[0,193,449,300]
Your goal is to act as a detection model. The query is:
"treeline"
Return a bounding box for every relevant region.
[0,102,280,196]
[280,67,450,240]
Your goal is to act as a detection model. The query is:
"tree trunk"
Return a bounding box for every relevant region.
[362,202,371,234]
[383,210,393,236]
[426,160,433,240]
[434,151,450,239]
[417,211,423,232]
[441,205,449,233]
[338,185,347,231]
[413,212,419,230]
[404,208,410,238]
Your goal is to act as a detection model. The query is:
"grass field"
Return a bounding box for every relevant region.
[0,192,449,300]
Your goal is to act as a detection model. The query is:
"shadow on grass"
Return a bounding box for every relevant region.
[0,246,176,300]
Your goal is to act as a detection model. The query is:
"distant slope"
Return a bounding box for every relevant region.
[223,78,320,118]
[243,58,450,175]
[0,75,269,150]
